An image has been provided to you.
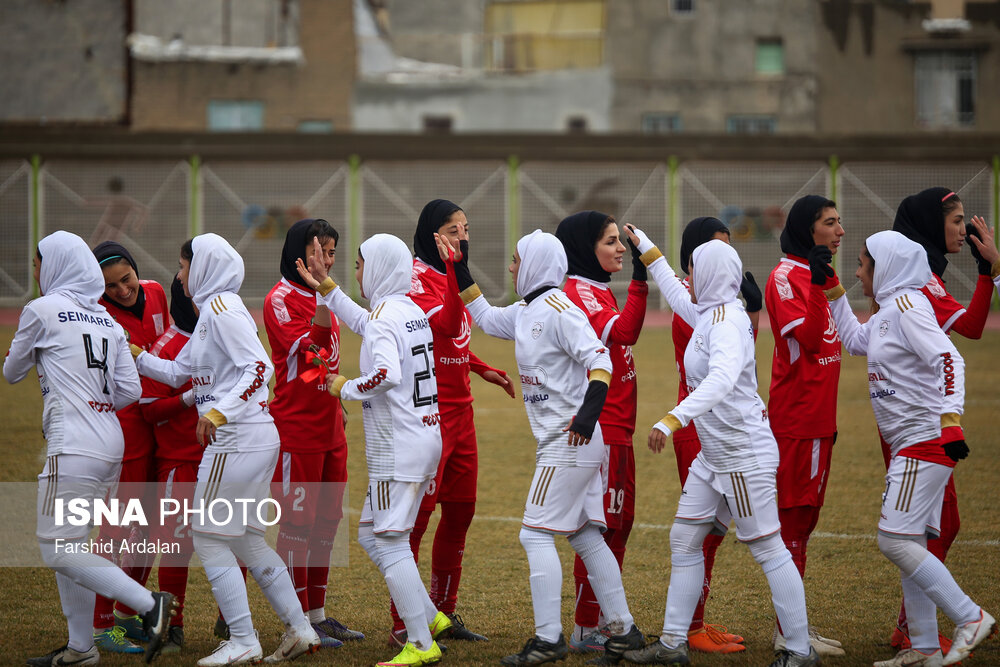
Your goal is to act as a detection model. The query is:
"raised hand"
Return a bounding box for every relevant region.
[967,215,999,273]
[434,232,463,263]
[807,245,835,286]
[295,237,328,289]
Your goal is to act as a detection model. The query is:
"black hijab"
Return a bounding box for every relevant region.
[413,199,463,274]
[892,187,955,277]
[93,240,145,318]
[170,275,198,334]
[555,210,614,283]
[679,217,729,275]
[280,218,322,289]
[780,195,832,259]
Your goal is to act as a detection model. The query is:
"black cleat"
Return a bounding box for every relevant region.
[588,625,645,665]
[622,638,690,665]
[769,647,821,667]
[26,645,99,666]
[501,634,569,665]
[141,592,177,663]
[446,613,489,641]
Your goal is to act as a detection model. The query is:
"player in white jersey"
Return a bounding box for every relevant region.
[297,233,448,667]
[441,229,643,666]
[133,234,319,666]
[826,230,995,667]
[621,231,817,667]
[3,231,176,666]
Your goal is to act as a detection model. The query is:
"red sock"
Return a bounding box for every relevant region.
[429,501,474,615]
[689,532,724,631]
[306,517,340,613]
[157,564,190,626]
[391,508,433,631]
[276,525,311,613]
[779,506,816,578]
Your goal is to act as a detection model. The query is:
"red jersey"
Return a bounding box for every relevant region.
[101,279,169,461]
[140,325,201,463]
[264,278,345,454]
[409,259,498,410]
[765,257,841,439]
[920,272,994,339]
[671,279,698,442]
[563,277,647,445]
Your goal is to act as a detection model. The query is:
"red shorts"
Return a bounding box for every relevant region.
[421,405,478,511]
[603,443,636,531]
[672,432,702,487]
[271,449,347,528]
[776,435,835,509]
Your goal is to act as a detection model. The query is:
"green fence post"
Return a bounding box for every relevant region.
[668,155,680,271]
[189,155,202,237]
[507,155,520,303]
[30,154,41,298]
[993,155,999,310]
[348,154,362,300]
[829,154,840,274]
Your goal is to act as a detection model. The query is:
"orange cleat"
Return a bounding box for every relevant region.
[688,624,746,653]
[891,627,954,657]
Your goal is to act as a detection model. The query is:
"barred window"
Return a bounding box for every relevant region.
[914,50,976,128]
[726,115,776,135]
[641,113,682,134]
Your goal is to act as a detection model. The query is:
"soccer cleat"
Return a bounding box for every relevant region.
[569,630,607,654]
[501,634,569,665]
[115,612,151,642]
[141,591,178,663]
[809,625,844,649]
[315,616,365,642]
[891,628,954,655]
[26,644,100,666]
[197,636,264,666]
[93,625,144,654]
[943,609,997,666]
[703,623,744,644]
[445,613,488,641]
[587,624,646,665]
[214,613,230,640]
[429,611,453,640]
[875,648,944,667]
[687,625,746,653]
[263,624,321,663]
[376,641,443,666]
[311,623,345,649]
[775,625,845,657]
[622,638,690,665]
[769,647,821,667]
[161,626,185,655]
[389,628,409,648]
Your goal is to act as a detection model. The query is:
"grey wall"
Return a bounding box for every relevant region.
[134,0,298,47]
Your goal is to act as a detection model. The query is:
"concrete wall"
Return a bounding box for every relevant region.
[135,0,297,47]
[0,0,126,123]
[130,0,354,131]
[383,0,486,68]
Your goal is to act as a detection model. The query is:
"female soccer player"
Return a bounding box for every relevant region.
[623,228,816,667]
[764,195,846,656]
[887,188,1000,651]
[297,233,450,667]
[134,234,319,666]
[554,210,649,655]
[449,229,643,666]
[828,230,995,667]
[91,241,170,652]
[4,231,176,666]
[264,218,362,648]
[394,199,513,644]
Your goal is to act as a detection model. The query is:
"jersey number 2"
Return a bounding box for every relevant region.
[411,343,438,408]
[82,334,110,395]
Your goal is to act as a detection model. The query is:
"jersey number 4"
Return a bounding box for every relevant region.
[411,343,438,408]
[82,333,110,395]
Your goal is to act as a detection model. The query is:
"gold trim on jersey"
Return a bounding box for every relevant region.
[42,456,58,517]
[659,414,683,433]
[204,408,227,428]
[203,453,228,503]
[316,277,337,297]
[544,295,570,313]
[895,294,915,314]
[459,284,482,305]
[531,467,556,506]
[825,284,846,301]
[369,303,387,321]
[711,305,726,325]
[210,296,229,315]
[729,472,753,518]
[589,369,611,386]
[895,457,918,512]
[941,413,961,429]
[640,247,663,266]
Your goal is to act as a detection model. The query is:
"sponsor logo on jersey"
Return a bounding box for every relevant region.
[868,363,895,399]
[817,352,841,367]
[524,393,549,404]
[925,277,947,298]
[271,286,292,324]
[87,400,115,413]
[941,351,956,396]
[531,322,543,339]
[357,368,388,393]
[421,412,441,426]
[452,316,471,349]
[578,283,602,314]
[239,361,269,401]
[775,262,795,301]
[822,313,840,344]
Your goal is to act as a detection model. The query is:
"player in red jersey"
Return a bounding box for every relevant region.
[765,196,847,657]
[664,216,761,654]
[92,241,170,653]
[264,218,364,648]
[136,275,199,654]
[552,211,650,656]
[388,199,514,645]
[885,187,1000,652]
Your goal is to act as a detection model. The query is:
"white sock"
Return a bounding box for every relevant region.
[234,533,309,631]
[384,557,434,650]
[569,525,633,635]
[308,608,325,625]
[39,540,154,616]
[901,573,939,652]
[909,557,980,626]
[55,572,95,653]
[519,528,563,643]
[660,551,703,642]
[194,533,255,640]
[762,555,810,656]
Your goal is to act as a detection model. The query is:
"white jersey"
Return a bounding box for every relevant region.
[466,287,612,467]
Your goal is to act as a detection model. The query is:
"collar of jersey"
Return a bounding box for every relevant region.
[567,274,610,290]
[523,285,560,304]
[280,277,315,298]
[414,257,446,276]
[780,255,809,269]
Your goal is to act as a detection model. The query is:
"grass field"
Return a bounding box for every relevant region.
[1,321,998,667]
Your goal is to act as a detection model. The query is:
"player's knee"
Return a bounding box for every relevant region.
[519,527,555,553]
[747,533,790,568]
[877,532,926,573]
[357,523,380,566]
[374,532,413,570]
[669,521,710,558]
[38,539,69,569]
[567,524,604,557]
[438,500,475,533]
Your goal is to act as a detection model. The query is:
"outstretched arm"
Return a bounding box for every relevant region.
[623,224,700,326]
[296,238,369,335]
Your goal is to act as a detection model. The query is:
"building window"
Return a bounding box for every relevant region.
[641,113,682,134]
[423,115,454,134]
[485,0,605,72]
[755,38,784,75]
[726,115,776,134]
[672,0,695,15]
[566,116,588,133]
[207,100,264,131]
[914,50,976,128]
[297,120,333,133]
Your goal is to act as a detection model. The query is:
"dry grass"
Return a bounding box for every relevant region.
[1,323,998,666]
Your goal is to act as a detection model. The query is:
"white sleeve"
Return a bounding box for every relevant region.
[993,273,1000,297]
[645,257,699,326]
[212,311,274,420]
[110,334,142,410]
[340,317,401,400]
[3,305,42,384]
[899,306,965,416]
[668,320,744,427]
[136,343,192,388]
[828,293,872,356]
[319,287,369,335]
[465,294,519,341]
[555,307,613,376]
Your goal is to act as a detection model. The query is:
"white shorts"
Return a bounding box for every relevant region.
[878,456,950,540]
[675,456,779,543]
[522,465,606,535]
[360,479,431,536]
[193,446,279,538]
[37,454,121,541]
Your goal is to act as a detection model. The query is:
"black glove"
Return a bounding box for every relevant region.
[740,271,763,313]
[453,240,475,291]
[966,224,992,276]
[626,234,647,281]
[808,245,835,286]
[943,439,969,462]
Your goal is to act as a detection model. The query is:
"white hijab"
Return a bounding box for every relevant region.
[187,233,245,309]
[515,230,567,298]
[38,231,105,310]
[690,239,742,310]
[866,230,933,304]
[360,234,413,306]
